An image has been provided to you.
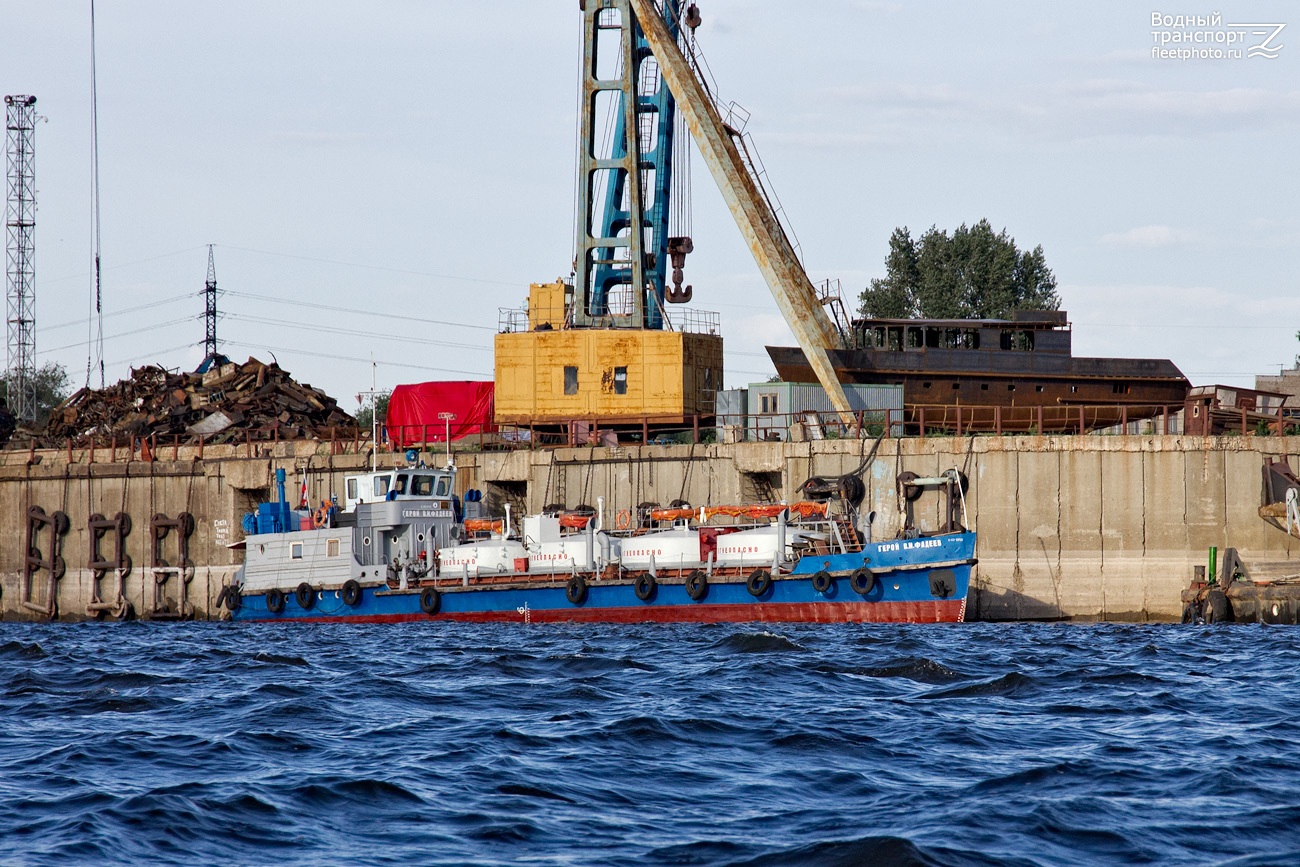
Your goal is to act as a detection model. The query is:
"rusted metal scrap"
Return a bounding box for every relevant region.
[35,358,356,447]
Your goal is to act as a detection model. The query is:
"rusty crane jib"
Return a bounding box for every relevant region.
[626,0,858,426]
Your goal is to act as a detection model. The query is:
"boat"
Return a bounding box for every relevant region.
[766,310,1190,432]
[221,462,976,624]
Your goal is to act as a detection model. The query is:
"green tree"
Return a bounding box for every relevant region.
[857,219,1060,321]
[1,361,71,428]
[355,390,391,432]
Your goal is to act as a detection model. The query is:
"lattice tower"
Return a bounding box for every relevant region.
[5,95,38,422]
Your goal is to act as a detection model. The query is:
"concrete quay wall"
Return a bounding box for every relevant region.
[1,436,1296,622]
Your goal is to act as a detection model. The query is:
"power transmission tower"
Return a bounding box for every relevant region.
[5,94,38,423]
[196,245,228,373]
[204,245,218,357]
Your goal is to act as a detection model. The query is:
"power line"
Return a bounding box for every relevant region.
[223,290,496,331]
[38,245,207,286]
[224,340,491,378]
[38,291,194,333]
[42,315,194,354]
[226,312,493,351]
[216,244,523,288]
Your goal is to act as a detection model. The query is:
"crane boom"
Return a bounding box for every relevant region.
[628,0,857,426]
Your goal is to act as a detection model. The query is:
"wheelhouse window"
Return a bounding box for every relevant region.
[346,478,358,499]
[372,476,390,497]
[435,475,451,497]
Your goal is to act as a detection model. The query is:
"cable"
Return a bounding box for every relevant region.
[39,292,195,333]
[223,290,495,331]
[40,245,208,286]
[225,312,493,351]
[215,244,520,288]
[43,316,194,354]
[223,340,491,378]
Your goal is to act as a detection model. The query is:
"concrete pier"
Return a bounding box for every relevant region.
[2,435,1296,621]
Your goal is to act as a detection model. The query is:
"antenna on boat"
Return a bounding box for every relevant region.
[370,356,378,472]
[86,0,105,388]
[438,411,455,469]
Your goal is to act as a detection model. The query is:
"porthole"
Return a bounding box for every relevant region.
[417,532,426,542]
[362,535,371,546]
[259,544,265,554]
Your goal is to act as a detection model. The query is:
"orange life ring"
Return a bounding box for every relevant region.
[313,506,330,529]
[615,509,632,530]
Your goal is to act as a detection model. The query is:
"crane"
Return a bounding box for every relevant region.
[627,0,858,427]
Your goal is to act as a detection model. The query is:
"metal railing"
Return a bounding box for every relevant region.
[13,404,1296,463]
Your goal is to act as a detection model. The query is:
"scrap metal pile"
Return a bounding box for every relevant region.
[39,358,357,446]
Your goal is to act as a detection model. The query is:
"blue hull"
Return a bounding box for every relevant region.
[230,533,975,624]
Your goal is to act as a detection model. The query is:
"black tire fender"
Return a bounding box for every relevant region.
[850,567,876,595]
[811,570,833,593]
[897,471,925,502]
[746,568,772,598]
[341,579,362,607]
[566,575,588,605]
[634,573,656,602]
[685,569,708,601]
[419,586,441,615]
[1204,589,1232,624]
[266,588,286,614]
[295,582,315,610]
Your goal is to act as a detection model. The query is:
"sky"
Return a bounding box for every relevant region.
[1,0,1297,410]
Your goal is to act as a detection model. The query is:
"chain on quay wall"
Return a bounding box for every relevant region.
[1,435,1297,622]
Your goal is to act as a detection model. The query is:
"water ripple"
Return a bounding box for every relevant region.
[0,621,1298,865]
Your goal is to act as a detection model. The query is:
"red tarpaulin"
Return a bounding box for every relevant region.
[386,381,496,448]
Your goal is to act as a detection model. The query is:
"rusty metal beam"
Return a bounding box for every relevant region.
[628,0,856,426]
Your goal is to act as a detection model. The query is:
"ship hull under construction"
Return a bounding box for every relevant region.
[767,311,1190,433]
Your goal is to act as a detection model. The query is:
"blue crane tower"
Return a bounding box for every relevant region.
[572,0,698,331]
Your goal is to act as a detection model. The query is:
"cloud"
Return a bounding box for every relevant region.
[791,78,1300,147]
[1099,225,1203,247]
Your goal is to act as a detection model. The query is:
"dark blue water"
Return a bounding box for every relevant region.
[1,623,1298,866]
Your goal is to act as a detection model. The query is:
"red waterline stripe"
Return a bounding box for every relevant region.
[243,599,966,625]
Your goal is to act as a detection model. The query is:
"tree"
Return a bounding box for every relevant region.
[0,361,71,429]
[355,390,391,432]
[857,220,1060,321]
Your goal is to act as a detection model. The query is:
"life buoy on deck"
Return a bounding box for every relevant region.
[313,506,330,529]
[266,588,286,614]
[341,579,362,607]
[615,510,632,530]
[746,569,772,598]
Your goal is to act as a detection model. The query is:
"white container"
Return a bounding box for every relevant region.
[618,527,703,571]
[438,538,527,577]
